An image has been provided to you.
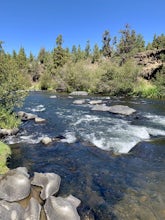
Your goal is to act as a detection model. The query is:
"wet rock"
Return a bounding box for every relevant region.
[109,105,136,115]
[70,91,88,96]
[44,196,81,220]
[0,128,19,138]
[35,117,46,123]
[41,137,52,145]
[0,200,24,219]
[0,167,31,202]
[65,194,81,208]
[24,197,41,220]
[31,172,61,200]
[91,104,111,112]
[73,99,86,105]
[17,111,37,121]
[89,100,103,105]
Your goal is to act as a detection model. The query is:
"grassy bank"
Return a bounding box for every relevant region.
[0,141,11,174]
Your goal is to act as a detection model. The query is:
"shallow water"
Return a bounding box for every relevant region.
[6,92,165,219]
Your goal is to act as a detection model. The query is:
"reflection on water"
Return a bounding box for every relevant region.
[6,92,165,219]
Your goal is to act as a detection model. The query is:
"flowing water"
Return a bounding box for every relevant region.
[6,91,165,219]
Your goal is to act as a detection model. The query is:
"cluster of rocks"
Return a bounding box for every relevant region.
[73,99,136,116]
[17,111,46,123]
[0,167,81,220]
[0,111,46,139]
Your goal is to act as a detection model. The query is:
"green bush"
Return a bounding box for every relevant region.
[0,141,11,174]
[0,106,21,129]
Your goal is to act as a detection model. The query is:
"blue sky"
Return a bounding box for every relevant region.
[1,0,164,56]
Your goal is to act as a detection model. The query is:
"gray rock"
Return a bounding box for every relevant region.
[31,172,61,200]
[17,111,37,121]
[35,117,46,123]
[41,137,52,145]
[24,197,41,220]
[109,105,136,115]
[0,128,19,138]
[65,194,81,208]
[73,99,86,105]
[0,167,31,202]
[50,95,57,98]
[44,196,80,220]
[89,100,103,105]
[91,104,111,111]
[0,200,24,220]
[70,91,88,96]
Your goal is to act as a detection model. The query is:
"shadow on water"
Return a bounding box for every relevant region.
[8,138,165,220]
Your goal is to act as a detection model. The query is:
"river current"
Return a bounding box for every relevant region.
[6,91,165,219]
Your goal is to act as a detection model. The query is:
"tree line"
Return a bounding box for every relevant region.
[0,24,165,128]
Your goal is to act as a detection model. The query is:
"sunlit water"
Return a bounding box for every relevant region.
[6,92,165,219]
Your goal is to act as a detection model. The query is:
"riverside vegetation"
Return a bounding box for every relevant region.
[0,24,165,172]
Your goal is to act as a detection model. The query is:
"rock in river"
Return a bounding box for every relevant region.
[70,91,88,96]
[0,167,31,202]
[31,172,61,200]
[44,196,81,220]
[0,200,24,219]
[109,105,136,115]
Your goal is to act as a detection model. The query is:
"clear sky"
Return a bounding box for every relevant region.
[1,0,164,56]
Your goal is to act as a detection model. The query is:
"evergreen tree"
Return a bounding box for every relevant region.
[102,30,112,58]
[152,34,165,49]
[85,40,91,58]
[53,35,67,68]
[29,52,34,62]
[92,44,100,63]
[38,48,46,64]
[12,50,17,60]
[17,47,27,69]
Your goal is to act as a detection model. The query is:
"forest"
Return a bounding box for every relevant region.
[0,24,165,129]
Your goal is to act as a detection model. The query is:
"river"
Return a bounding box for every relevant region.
[6,91,165,219]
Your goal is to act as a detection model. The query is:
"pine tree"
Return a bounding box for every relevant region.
[92,44,100,63]
[85,40,91,58]
[102,30,112,58]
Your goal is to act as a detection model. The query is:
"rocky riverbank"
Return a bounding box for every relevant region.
[0,167,81,220]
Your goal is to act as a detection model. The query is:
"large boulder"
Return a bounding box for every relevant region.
[31,172,61,200]
[91,104,111,112]
[70,91,88,96]
[109,105,136,115]
[44,196,81,220]
[0,167,31,202]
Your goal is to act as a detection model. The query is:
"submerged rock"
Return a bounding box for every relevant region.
[0,167,31,202]
[44,196,81,220]
[31,172,61,200]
